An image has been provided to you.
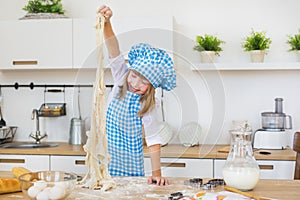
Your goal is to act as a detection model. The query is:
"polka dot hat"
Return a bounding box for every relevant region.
[128,43,176,91]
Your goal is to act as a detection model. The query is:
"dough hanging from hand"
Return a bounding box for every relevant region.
[78,13,116,191]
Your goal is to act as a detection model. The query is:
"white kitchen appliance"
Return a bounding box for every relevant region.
[253,98,292,150]
[253,129,288,149]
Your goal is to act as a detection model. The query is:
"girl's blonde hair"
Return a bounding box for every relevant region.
[118,69,156,116]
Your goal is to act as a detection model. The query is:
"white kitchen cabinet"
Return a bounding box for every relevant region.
[214,159,295,180]
[0,19,72,69]
[257,160,295,180]
[72,18,99,69]
[213,160,225,178]
[0,154,49,171]
[50,155,87,175]
[73,16,173,69]
[144,157,213,178]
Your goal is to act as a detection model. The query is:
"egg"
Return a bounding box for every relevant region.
[34,180,47,190]
[27,186,41,198]
[36,187,51,200]
[49,185,66,200]
[54,182,67,189]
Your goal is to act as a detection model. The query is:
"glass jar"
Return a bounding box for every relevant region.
[222,130,260,191]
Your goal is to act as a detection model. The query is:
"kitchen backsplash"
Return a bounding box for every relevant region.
[0,68,298,146]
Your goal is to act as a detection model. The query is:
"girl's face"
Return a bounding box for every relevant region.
[127,70,150,95]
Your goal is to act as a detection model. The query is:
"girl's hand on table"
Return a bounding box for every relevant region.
[148,176,169,186]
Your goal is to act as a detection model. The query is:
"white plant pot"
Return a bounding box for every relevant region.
[200,51,216,63]
[297,50,300,62]
[250,50,266,63]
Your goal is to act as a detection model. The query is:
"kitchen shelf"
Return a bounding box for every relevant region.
[191,62,300,71]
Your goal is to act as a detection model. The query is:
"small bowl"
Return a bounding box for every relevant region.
[19,171,77,200]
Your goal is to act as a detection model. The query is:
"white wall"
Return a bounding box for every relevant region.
[1,0,300,145]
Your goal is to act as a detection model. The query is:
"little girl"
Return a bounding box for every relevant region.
[98,5,176,186]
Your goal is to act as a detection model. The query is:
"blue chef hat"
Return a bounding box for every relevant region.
[128,43,176,91]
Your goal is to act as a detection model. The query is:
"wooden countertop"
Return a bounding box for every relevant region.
[0,172,300,200]
[154,144,296,161]
[0,142,86,156]
[0,143,296,161]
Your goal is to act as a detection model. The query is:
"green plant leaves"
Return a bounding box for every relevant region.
[194,29,300,55]
[242,29,272,51]
[23,0,65,14]
[287,29,300,51]
[193,34,225,56]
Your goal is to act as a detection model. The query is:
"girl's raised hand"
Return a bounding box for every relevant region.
[97,5,113,21]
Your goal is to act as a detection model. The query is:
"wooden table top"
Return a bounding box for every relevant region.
[0,175,299,200]
[0,143,296,161]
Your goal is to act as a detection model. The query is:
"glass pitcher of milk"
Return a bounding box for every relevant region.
[222,130,260,191]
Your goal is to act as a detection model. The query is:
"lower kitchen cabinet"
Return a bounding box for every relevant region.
[50,155,87,175]
[144,157,213,178]
[257,160,295,180]
[1,153,295,180]
[214,159,295,180]
[0,154,49,171]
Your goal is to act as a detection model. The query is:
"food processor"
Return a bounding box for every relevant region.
[253,98,292,149]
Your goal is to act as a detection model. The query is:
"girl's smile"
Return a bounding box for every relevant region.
[127,71,150,95]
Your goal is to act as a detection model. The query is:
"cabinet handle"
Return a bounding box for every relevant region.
[12,60,38,65]
[75,160,85,165]
[259,165,274,170]
[161,162,186,168]
[0,158,25,164]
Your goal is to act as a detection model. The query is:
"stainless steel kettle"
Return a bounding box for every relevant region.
[69,118,86,145]
[69,87,87,145]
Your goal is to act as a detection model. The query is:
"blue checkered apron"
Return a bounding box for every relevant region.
[106,91,144,176]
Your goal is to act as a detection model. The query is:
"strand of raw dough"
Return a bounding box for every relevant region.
[78,13,116,191]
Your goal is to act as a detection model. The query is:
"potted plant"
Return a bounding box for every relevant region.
[287,29,300,61]
[242,29,272,63]
[21,0,66,19]
[193,34,225,63]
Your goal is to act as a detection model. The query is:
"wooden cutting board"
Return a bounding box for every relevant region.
[217,146,230,153]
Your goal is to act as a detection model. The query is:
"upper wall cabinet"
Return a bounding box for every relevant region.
[0,17,172,70]
[0,19,72,69]
[72,18,99,69]
[73,16,173,69]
